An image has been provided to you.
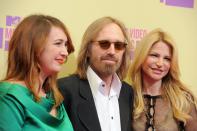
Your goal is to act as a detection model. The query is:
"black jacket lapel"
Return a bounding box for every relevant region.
[77,79,101,131]
[119,85,131,131]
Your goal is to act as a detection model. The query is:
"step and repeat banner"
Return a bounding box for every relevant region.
[0,0,196,95]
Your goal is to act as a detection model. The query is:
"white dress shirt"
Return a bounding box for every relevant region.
[87,66,122,131]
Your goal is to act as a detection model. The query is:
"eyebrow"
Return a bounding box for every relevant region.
[149,51,171,57]
[54,39,65,42]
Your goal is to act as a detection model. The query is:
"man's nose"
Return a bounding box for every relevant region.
[107,43,116,54]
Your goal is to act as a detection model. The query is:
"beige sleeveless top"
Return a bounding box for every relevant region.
[133,95,197,131]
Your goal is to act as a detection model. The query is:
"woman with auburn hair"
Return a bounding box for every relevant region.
[130,28,197,131]
[0,14,74,130]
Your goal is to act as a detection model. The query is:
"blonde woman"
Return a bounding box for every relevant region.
[130,28,197,131]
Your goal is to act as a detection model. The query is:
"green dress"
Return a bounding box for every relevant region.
[0,82,73,131]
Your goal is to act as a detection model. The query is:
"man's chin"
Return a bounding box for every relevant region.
[103,66,117,74]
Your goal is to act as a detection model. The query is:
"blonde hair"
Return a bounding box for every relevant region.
[4,14,74,107]
[130,28,197,124]
[76,16,132,80]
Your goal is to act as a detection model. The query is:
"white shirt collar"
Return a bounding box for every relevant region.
[87,66,122,98]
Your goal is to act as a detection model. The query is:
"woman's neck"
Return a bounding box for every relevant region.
[142,78,162,96]
[38,71,48,97]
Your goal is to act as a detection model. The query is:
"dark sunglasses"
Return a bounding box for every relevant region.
[92,40,127,50]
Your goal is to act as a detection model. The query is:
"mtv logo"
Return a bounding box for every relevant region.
[6,16,21,26]
[160,0,194,8]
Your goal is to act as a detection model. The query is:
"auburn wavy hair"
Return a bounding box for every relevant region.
[4,14,74,107]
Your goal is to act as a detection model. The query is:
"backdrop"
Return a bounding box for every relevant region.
[0,0,196,95]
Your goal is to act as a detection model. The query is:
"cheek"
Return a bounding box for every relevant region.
[142,59,150,69]
[142,65,149,74]
[120,52,124,57]
[89,53,99,64]
[164,62,171,70]
[117,51,125,60]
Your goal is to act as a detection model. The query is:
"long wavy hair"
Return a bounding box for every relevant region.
[76,16,132,80]
[4,14,74,107]
[130,28,197,124]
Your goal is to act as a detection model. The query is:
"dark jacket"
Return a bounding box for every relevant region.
[58,74,134,131]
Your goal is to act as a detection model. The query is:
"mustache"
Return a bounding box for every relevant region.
[100,55,118,62]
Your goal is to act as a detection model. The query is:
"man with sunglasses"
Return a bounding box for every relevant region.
[58,16,134,131]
